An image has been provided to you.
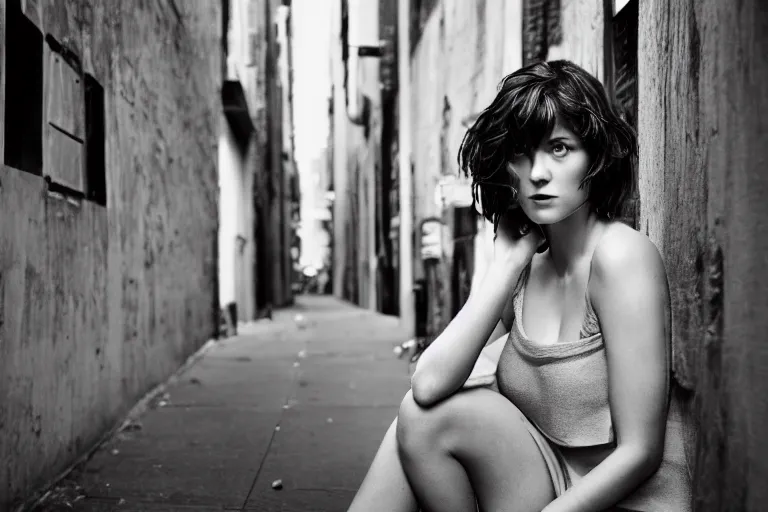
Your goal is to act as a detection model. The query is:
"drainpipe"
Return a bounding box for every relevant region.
[397,0,414,337]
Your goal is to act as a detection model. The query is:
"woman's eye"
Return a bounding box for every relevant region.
[552,143,569,157]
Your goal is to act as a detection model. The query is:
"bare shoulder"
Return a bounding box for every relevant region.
[590,222,667,288]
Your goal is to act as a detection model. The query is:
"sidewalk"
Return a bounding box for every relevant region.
[47,296,412,512]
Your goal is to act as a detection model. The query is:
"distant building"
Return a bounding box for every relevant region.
[219,0,298,333]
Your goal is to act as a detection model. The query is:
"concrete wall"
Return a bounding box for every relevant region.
[547,0,604,80]
[349,0,382,308]
[329,0,349,298]
[328,0,383,308]
[219,0,278,323]
[638,1,768,509]
[0,0,220,506]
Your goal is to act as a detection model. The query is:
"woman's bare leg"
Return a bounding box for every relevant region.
[397,389,555,512]
[347,417,419,512]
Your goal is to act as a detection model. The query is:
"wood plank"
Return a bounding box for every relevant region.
[46,45,85,140]
[0,0,5,161]
[45,126,84,192]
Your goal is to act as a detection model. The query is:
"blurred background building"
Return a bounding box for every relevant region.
[219,0,298,334]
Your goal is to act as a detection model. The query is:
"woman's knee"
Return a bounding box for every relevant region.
[396,390,451,456]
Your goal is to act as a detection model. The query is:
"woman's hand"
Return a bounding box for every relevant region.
[493,206,547,265]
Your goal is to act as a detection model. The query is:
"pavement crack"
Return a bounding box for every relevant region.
[239,345,306,511]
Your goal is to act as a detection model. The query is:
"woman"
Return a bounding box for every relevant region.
[348,60,691,512]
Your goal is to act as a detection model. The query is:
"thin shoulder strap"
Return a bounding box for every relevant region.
[581,224,618,336]
[512,262,532,300]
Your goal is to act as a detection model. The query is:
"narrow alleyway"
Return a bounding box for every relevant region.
[52,297,411,512]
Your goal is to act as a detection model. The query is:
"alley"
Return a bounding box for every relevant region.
[46,297,411,512]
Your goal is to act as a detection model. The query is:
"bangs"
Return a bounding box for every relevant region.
[506,93,562,155]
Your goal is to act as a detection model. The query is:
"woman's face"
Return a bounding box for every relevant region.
[507,118,591,225]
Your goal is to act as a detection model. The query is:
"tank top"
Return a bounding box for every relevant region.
[496,266,692,511]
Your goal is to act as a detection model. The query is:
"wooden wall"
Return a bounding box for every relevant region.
[639,0,768,509]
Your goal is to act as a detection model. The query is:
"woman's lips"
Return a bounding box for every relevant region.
[529,194,556,206]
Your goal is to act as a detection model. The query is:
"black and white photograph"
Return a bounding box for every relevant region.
[1,0,766,511]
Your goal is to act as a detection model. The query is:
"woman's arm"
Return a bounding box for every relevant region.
[410,254,525,407]
[411,211,542,408]
[543,227,670,512]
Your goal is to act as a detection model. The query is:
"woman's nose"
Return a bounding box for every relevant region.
[528,153,551,183]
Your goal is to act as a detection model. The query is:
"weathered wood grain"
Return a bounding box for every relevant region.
[0,0,5,162]
[640,0,768,509]
[45,46,85,140]
[45,126,84,191]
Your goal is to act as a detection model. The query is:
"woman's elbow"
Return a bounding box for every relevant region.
[410,371,447,408]
[624,443,664,479]
[642,447,665,476]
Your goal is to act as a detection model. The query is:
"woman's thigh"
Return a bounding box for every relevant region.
[398,388,556,512]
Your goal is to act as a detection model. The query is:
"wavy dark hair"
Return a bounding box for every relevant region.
[457,60,637,232]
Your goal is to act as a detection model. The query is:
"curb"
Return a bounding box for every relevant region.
[19,336,221,512]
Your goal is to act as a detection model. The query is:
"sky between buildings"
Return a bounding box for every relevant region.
[291,0,333,172]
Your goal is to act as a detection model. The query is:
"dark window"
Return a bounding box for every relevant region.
[4,0,44,175]
[84,74,106,206]
[522,0,562,67]
[612,0,639,128]
[605,0,639,227]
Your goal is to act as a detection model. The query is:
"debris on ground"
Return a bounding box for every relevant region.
[394,339,417,359]
[120,420,143,433]
[29,479,86,512]
[148,391,172,409]
[271,479,283,490]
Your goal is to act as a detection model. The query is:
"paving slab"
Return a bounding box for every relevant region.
[47,296,414,512]
[243,405,401,511]
[168,357,298,410]
[293,355,409,408]
[77,406,282,509]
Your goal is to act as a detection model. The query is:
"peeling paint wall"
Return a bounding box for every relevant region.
[0,0,220,507]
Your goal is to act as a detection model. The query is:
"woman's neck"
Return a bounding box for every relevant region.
[541,202,602,277]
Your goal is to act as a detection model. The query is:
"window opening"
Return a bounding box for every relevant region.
[4,0,44,175]
[84,74,106,206]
